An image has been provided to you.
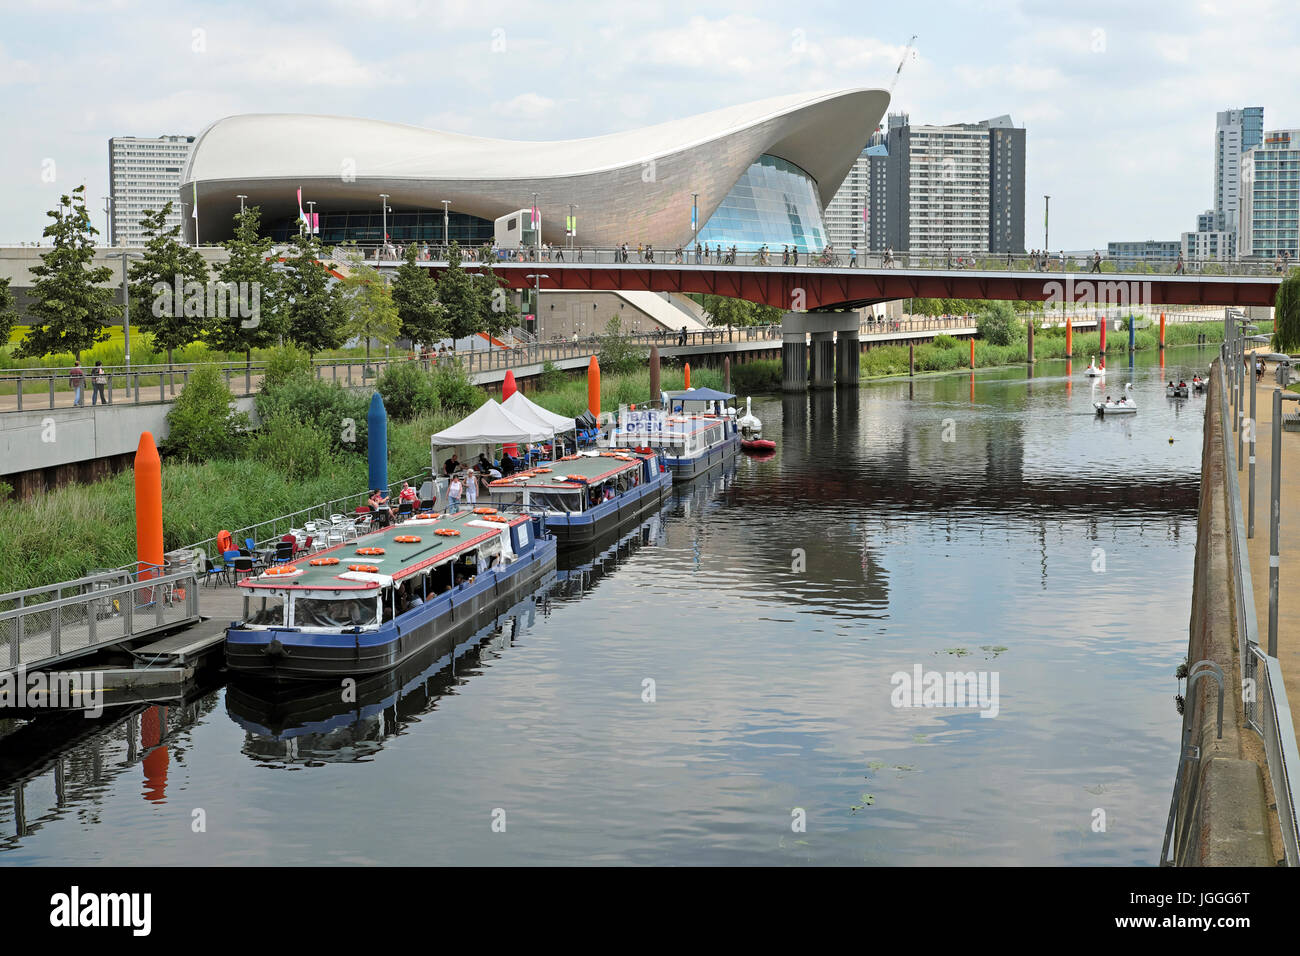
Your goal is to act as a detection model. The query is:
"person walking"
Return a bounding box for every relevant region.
[850,245,858,268]
[465,467,479,510]
[69,360,86,406]
[1090,251,1102,274]
[1174,253,1185,275]
[91,361,108,405]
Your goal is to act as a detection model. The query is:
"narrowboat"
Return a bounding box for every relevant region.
[225,509,555,681]
[486,449,671,546]
[606,393,740,480]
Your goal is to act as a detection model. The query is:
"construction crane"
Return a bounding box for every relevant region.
[889,34,918,95]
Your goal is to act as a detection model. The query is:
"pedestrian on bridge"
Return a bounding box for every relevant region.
[69,361,85,406]
[91,361,108,405]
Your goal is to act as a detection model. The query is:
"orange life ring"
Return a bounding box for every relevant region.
[484,515,512,524]
[264,565,298,575]
[473,507,497,514]
[415,512,438,519]
[434,528,461,537]
[533,468,552,473]
[559,454,580,461]
[347,564,380,573]
[394,535,422,543]
[309,557,340,566]
[356,547,385,556]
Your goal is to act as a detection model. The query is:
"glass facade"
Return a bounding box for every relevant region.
[268,209,494,245]
[696,154,828,252]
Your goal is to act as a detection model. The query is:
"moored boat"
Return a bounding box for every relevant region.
[611,388,740,479]
[487,449,671,546]
[225,509,555,681]
[741,438,776,453]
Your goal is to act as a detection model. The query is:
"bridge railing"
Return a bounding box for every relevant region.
[362,242,1286,279]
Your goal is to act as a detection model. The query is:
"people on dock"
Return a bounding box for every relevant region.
[91,361,108,405]
[369,489,393,527]
[447,473,464,514]
[399,481,418,507]
[69,360,85,407]
[464,468,479,508]
[443,452,461,477]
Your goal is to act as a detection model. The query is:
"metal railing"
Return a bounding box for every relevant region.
[0,565,199,674]
[1196,348,1300,863]
[183,470,428,563]
[360,242,1289,279]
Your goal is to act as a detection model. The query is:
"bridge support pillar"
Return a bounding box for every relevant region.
[811,331,835,389]
[782,333,808,392]
[836,330,860,385]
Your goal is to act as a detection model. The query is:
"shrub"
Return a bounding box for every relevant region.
[538,359,566,392]
[376,360,436,421]
[730,358,782,392]
[162,363,249,462]
[430,359,485,412]
[255,374,368,455]
[931,334,960,350]
[262,345,314,389]
[976,301,1023,347]
[246,415,335,481]
[597,315,648,375]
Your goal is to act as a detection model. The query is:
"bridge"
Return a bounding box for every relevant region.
[382,251,1283,310]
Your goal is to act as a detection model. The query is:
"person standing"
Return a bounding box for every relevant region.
[91,361,108,405]
[447,473,464,514]
[69,360,86,406]
[465,467,479,510]
[850,245,858,268]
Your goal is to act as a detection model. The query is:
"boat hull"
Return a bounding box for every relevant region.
[225,536,557,681]
[741,438,776,452]
[664,433,740,480]
[1094,404,1137,415]
[543,469,672,546]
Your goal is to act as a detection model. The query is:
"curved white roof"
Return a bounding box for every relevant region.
[183,87,889,247]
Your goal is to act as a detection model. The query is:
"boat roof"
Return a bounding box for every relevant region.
[488,450,653,493]
[237,509,528,592]
[664,387,736,402]
[609,413,728,440]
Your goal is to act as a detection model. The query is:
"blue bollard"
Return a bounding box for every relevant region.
[367,392,388,493]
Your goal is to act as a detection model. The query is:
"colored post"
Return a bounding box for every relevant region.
[909,342,915,377]
[1027,320,1035,365]
[1099,317,1106,369]
[723,355,731,394]
[1065,359,1072,395]
[649,344,661,404]
[134,432,163,581]
[1128,313,1135,352]
[684,362,691,389]
[587,355,601,417]
[367,392,388,493]
[141,706,169,804]
[1159,312,1166,350]
[502,370,518,457]
[1065,318,1072,356]
[969,338,974,370]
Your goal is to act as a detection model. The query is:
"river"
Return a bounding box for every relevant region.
[0,347,1212,865]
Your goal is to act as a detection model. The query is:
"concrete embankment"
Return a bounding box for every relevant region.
[1170,367,1278,865]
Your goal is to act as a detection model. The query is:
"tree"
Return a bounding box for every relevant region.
[127,201,210,369]
[208,206,285,372]
[475,259,521,338]
[17,185,120,360]
[161,363,249,461]
[597,315,648,374]
[700,294,781,327]
[280,233,346,356]
[976,300,1023,346]
[339,251,401,370]
[436,242,483,342]
[0,277,17,346]
[1275,268,1300,353]
[391,243,445,346]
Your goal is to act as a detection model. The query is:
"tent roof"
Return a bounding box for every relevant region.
[664,387,736,402]
[430,398,553,447]
[502,391,576,433]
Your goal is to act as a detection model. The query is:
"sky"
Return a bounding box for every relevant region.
[0,0,1296,249]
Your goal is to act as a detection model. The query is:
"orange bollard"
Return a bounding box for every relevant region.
[969,338,975,370]
[1159,312,1166,350]
[1066,359,1072,395]
[1099,317,1106,369]
[502,369,518,457]
[1065,318,1072,356]
[684,362,691,389]
[587,355,601,417]
[134,432,163,581]
[141,705,169,804]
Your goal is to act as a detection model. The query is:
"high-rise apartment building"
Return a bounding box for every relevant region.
[108,135,195,246]
[1240,128,1300,261]
[823,128,887,251]
[1214,107,1264,233]
[882,113,1024,257]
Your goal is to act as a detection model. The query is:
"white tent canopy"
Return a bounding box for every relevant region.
[430,398,552,447]
[502,392,576,434]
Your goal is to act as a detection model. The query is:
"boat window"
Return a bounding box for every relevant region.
[244,594,285,627]
[293,595,379,628]
[514,520,531,551]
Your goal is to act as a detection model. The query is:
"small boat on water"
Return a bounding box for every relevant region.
[737,396,774,454]
[1095,383,1136,416]
[741,438,776,453]
[1083,356,1105,377]
[225,510,555,681]
[1192,375,1206,393]
[487,448,671,546]
[608,388,740,480]
[1166,381,1190,398]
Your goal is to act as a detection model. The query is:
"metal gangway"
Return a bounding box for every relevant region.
[0,563,200,676]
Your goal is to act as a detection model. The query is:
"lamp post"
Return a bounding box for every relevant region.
[441,200,450,249]
[236,194,247,215]
[108,243,142,374]
[306,200,316,235]
[1043,195,1050,251]
[692,193,699,248]
[531,191,539,259]
[525,273,548,337]
[380,193,390,257]
[102,197,112,247]
[1244,334,1271,538]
